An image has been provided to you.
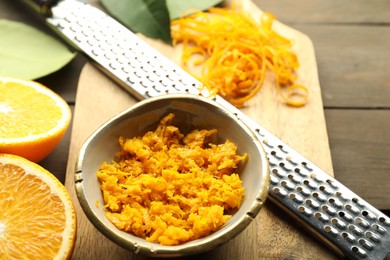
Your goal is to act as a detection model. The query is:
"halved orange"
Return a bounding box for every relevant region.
[0,153,76,259]
[0,77,71,162]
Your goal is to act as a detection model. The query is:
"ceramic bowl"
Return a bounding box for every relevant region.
[75,93,269,257]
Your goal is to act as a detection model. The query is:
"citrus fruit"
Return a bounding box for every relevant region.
[0,153,76,259]
[0,77,71,162]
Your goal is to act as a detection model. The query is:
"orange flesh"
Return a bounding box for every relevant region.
[0,81,62,138]
[0,162,67,259]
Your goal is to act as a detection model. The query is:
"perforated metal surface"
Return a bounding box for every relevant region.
[44,0,390,259]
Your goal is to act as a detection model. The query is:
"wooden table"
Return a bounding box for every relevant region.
[2,0,390,258]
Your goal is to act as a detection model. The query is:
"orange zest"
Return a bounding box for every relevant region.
[97,113,246,245]
[0,153,76,259]
[171,5,308,107]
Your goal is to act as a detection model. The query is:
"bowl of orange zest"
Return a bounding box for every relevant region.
[75,94,269,257]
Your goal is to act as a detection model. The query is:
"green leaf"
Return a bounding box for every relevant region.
[101,0,172,43]
[0,19,76,80]
[166,0,223,20]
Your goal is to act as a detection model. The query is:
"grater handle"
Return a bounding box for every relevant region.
[21,0,59,16]
[38,0,390,259]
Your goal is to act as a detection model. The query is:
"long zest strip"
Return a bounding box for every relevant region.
[171,5,308,107]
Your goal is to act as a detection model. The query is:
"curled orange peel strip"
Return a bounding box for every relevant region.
[171,4,308,107]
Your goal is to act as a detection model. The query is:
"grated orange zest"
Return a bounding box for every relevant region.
[171,4,308,107]
[97,113,246,245]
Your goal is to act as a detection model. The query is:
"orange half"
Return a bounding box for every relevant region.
[0,153,76,259]
[0,77,71,162]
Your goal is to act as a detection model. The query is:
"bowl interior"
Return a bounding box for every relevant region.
[76,94,269,257]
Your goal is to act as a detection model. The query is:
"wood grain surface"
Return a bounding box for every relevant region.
[64,0,340,259]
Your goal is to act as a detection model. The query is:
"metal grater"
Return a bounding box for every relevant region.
[23,0,390,259]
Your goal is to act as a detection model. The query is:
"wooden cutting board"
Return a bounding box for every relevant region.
[64,0,338,259]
